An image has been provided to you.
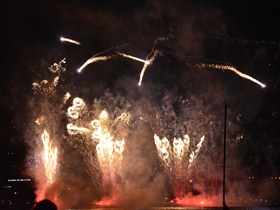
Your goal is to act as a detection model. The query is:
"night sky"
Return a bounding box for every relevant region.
[1,0,280,207]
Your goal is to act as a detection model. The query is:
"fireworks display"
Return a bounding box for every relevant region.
[25,32,273,208]
[26,34,270,208]
[3,1,280,209]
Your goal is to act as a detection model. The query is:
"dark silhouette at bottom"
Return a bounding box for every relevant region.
[32,199,57,210]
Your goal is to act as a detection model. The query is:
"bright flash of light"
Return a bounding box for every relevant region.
[192,63,266,88]
[138,50,161,86]
[41,129,58,184]
[60,36,81,45]
[116,51,150,64]
[77,55,115,73]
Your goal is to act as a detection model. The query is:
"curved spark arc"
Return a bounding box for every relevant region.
[191,63,266,88]
[60,36,81,45]
[77,55,115,73]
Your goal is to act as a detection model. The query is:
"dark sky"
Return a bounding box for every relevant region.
[0,0,280,206]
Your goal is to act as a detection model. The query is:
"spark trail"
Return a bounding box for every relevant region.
[77,55,115,73]
[138,50,161,86]
[60,36,81,45]
[190,63,266,88]
[116,52,150,64]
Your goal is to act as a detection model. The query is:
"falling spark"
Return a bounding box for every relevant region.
[116,51,150,64]
[77,55,115,73]
[41,129,58,184]
[190,63,266,88]
[138,50,161,86]
[62,92,71,105]
[60,36,81,45]
[189,135,205,166]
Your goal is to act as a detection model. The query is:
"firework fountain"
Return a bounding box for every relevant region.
[26,37,266,209]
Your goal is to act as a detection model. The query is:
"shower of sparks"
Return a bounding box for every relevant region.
[66,97,126,197]
[77,55,115,73]
[60,36,81,45]
[41,129,58,184]
[190,63,266,88]
[116,51,150,64]
[154,134,205,198]
[32,59,66,96]
[138,49,161,86]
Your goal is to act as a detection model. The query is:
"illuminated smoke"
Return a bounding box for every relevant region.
[189,63,266,88]
[60,36,81,45]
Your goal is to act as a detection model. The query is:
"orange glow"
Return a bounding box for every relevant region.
[171,195,219,207]
[93,197,115,206]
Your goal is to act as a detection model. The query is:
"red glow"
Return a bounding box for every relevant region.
[171,195,219,207]
[92,197,115,206]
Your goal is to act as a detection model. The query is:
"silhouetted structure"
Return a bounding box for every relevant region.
[32,199,57,210]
